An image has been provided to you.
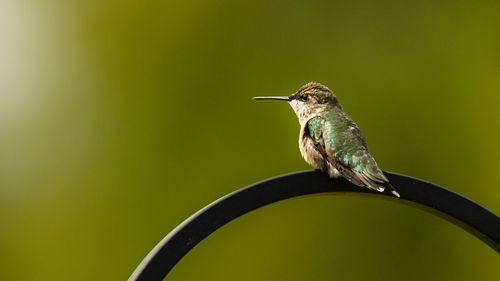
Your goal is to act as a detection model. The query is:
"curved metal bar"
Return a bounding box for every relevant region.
[128,170,500,281]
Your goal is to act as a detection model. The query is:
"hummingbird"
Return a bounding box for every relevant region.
[253,82,400,197]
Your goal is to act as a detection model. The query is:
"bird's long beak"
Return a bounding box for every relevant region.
[252,96,290,101]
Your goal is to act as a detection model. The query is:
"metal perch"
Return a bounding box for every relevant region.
[128,170,500,281]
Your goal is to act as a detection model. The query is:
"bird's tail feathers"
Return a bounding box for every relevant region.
[355,172,387,194]
[384,182,400,198]
[356,172,400,198]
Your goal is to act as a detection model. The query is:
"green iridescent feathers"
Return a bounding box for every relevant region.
[307,116,324,143]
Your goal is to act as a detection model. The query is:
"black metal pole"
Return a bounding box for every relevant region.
[128,170,500,281]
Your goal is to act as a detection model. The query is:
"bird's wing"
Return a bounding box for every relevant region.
[305,116,324,143]
[304,117,363,186]
[306,117,388,192]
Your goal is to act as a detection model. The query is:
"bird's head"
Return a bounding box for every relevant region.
[253,82,340,123]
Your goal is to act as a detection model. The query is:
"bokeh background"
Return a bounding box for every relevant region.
[1,0,500,280]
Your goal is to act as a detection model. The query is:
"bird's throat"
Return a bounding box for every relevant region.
[289,100,325,126]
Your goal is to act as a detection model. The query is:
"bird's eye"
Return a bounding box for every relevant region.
[300,94,309,101]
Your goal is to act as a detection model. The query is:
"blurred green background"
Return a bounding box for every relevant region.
[1,0,499,280]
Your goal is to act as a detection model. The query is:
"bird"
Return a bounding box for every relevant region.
[253,82,400,197]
